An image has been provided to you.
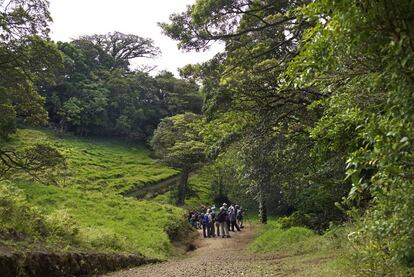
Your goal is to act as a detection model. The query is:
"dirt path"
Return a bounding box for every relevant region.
[105,224,281,277]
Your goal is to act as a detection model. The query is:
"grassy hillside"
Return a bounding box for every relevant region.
[3,129,177,193]
[0,128,186,259]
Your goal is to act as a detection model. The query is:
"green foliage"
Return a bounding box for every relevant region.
[0,0,62,138]
[43,36,202,141]
[151,113,206,205]
[151,113,205,169]
[284,0,414,274]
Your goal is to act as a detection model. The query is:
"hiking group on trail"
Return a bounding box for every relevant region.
[188,203,244,238]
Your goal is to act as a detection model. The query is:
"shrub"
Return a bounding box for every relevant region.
[0,182,48,240]
[45,209,80,243]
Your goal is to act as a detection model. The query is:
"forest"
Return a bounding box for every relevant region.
[1,0,413,276]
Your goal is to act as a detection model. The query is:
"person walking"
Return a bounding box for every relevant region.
[217,206,230,238]
[209,206,216,237]
[236,206,244,228]
[214,211,221,237]
[201,212,207,238]
[228,204,241,232]
[203,209,212,238]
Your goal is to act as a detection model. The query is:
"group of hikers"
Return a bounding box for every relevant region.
[188,203,244,238]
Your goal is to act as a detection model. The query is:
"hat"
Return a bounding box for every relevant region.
[223,203,228,206]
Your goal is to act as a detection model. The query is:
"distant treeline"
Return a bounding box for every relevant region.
[42,32,202,140]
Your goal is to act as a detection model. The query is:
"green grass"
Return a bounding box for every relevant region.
[17,182,185,259]
[249,219,350,276]
[0,128,187,259]
[249,221,315,253]
[3,128,177,193]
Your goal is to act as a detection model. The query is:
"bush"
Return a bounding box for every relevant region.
[45,209,80,243]
[0,182,48,240]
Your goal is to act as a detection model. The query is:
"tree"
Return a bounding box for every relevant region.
[0,1,68,186]
[0,0,62,139]
[162,0,326,222]
[75,32,160,71]
[43,39,201,141]
[284,0,414,274]
[151,113,206,205]
[155,71,203,116]
[0,144,66,184]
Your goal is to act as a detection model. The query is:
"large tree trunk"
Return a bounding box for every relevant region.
[176,170,189,206]
[259,192,267,224]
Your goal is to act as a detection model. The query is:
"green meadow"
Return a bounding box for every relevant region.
[3,129,177,193]
[0,128,185,259]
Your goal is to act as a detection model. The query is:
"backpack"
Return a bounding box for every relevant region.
[211,212,216,221]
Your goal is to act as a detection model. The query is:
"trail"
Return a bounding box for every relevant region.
[105,224,282,277]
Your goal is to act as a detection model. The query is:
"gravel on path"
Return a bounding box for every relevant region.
[105,224,283,277]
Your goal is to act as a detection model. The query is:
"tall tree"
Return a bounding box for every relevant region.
[75,32,160,71]
[285,1,414,273]
[151,113,206,205]
[0,0,62,139]
[0,0,66,183]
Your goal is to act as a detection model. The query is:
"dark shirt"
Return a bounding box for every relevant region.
[216,210,226,222]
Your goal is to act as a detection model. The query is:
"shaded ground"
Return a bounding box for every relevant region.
[105,224,285,277]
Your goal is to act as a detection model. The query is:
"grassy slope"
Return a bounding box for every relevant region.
[249,220,350,276]
[5,129,177,193]
[18,183,184,258]
[0,129,184,259]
